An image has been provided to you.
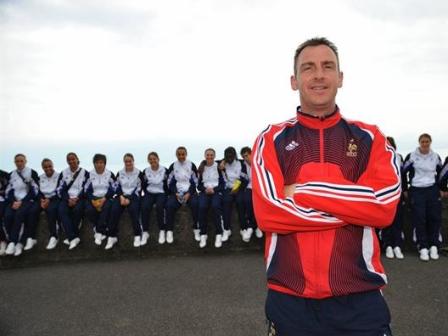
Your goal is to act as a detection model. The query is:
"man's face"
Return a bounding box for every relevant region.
[291,45,343,114]
[176,149,187,162]
[42,161,54,177]
[242,152,251,165]
[67,155,79,171]
[419,137,431,153]
[15,156,26,170]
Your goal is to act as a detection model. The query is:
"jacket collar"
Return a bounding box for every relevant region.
[296,105,341,129]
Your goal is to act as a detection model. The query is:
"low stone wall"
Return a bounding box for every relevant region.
[0,206,264,269]
[1,201,447,269]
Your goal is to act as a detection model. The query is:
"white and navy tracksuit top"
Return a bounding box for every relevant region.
[0,170,9,202]
[5,167,39,202]
[39,172,61,199]
[222,159,248,190]
[116,168,144,198]
[167,161,198,194]
[403,149,442,189]
[84,169,116,200]
[143,166,168,194]
[57,167,89,200]
[197,162,225,193]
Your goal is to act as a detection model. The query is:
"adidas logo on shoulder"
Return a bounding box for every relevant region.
[285,141,299,151]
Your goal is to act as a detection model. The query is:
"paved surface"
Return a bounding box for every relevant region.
[0,251,447,336]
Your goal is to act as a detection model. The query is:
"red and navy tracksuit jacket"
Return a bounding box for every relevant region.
[252,107,401,299]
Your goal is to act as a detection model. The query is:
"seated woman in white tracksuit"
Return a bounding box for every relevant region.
[402,133,443,261]
[197,148,225,248]
[4,154,39,256]
[0,170,9,255]
[109,153,144,248]
[84,154,117,249]
[165,147,199,244]
[141,152,168,245]
[382,137,405,260]
[57,152,89,250]
[240,146,263,242]
[29,159,61,250]
[219,147,248,243]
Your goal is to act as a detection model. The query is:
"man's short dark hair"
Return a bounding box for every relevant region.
[294,37,340,76]
[93,153,107,164]
[240,146,251,156]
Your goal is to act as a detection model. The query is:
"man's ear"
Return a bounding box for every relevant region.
[290,75,299,91]
[338,71,344,88]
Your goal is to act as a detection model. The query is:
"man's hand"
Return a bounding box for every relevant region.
[12,201,22,210]
[206,187,214,195]
[68,197,79,208]
[402,191,408,200]
[120,195,130,207]
[183,192,191,202]
[40,198,50,210]
[284,184,296,198]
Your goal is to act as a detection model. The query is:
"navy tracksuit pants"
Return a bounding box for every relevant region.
[85,199,113,236]
[165,194,198,231]
[198,192,223,235]
[266,289,392,336]
[141,193,167,231]
[410,185,442,249]
[58,199,84,241]
[242,188,257,230]
[381,198,404,249]
[0,201,7,242]
[109,196,142,237]
[4,200,36,244]
[222,189,245,231]
[29,199,60,239]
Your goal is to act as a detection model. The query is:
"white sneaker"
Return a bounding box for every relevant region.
[393,246,404,259]
[46,237,58,250]
[158,230,166,244]
[215,234,223,248]
[242,229,251,243]
[14,243,23,256]
[419,248,429,261]
[199,235,207,248]
[24,238,37,251]
[63,239,70,245]
[105,237,118,250]
[5,242,15,255]
[222,230,231,242]
[429,246,439,260]
[101,234,107,241]
[133,236,141,247]
[385,246,394,259]
[94,233,103,246]
[0,241,7,256]
[141,231,150,246]
[255,228,263,238]
[194,229,201,242]
[69,238,80,250]
[166,231,174,244]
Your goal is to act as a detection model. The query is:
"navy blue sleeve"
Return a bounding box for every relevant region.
[215,167,225,193]
[189,163,198,195]
[167,164,177,194]
[402,153,413,192]
[439,157,448,192]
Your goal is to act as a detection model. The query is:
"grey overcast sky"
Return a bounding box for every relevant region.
[1,0,447,158]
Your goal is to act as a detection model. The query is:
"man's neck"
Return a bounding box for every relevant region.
[300,103,337,118]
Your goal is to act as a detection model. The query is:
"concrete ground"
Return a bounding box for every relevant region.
[0,251,447,336]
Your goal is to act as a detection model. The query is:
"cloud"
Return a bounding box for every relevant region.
[348,0,448,23]
[0,0,155,38]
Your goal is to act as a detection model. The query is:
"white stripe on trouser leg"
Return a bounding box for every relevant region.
[266,233,277,271]
[362,227,387,283]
